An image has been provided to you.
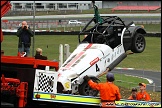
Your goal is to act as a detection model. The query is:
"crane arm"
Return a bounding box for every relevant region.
[1,0,12,42]
[92,1,103,24]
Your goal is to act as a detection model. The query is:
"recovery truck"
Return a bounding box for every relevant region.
[1,1,161,107]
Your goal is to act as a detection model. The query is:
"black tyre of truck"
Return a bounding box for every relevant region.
[131,33,146,53]
[78,79,99,96]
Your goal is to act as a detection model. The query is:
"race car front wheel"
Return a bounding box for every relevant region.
[78,79,99,96]
[131,33,146,53]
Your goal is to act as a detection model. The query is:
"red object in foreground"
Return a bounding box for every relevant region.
[1,0,12,42]
[1,74,28,107]
[1,55,59,107]
[1,1,11,17]
[1,55,59,71]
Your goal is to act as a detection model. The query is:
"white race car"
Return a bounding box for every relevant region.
[57,16,146,96]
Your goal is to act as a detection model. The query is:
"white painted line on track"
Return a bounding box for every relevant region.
[125,74,153,84]
[115,67,135,70]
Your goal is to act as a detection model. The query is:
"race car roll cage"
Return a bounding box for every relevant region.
[78,16,134,48]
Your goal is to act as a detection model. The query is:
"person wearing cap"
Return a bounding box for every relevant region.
[136,83,151,101]
[83,72,121,106]
[128,88,137,100]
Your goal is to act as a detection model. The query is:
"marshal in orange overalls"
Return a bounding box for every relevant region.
[84,72,121,107]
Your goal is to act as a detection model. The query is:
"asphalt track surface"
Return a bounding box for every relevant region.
[112,69,161,92]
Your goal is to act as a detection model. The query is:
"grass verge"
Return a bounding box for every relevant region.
[1,35,161,102]
[2,36,160,72]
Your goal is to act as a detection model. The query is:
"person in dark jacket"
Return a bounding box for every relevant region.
[34,48,47,60]
[16,21,33,57]
[128,88,138,100]
[34,48,48,70]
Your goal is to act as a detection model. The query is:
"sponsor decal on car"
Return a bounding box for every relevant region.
[65,82,70,89]
[90,57,99,66]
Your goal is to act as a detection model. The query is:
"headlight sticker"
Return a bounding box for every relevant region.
[65,82,70,88]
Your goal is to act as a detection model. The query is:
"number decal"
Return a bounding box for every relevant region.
[96,64,100,72]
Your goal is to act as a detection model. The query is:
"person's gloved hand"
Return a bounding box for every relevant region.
[83,75,90,82]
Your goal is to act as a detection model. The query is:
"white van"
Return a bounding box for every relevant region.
[68,20,82,24]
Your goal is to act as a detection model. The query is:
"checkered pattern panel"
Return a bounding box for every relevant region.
[38,72,55,93]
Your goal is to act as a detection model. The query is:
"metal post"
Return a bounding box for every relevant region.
[153,83,155,92]
[59,44,63,67]
[32,1,35,57]
[64,44,70,61]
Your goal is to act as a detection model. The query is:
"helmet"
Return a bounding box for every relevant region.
[131,88,137,92]
[106,72,115,82]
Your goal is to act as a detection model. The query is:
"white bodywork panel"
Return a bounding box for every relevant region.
[58,43,125,91]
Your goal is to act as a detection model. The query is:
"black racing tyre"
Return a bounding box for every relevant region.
[78,79,99,96]
[131,33,146,53]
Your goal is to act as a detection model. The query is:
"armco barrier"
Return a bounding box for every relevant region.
[145,32,161,37]
[2,31,161,37]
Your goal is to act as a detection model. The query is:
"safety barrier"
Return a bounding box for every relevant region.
[2,31,161,37]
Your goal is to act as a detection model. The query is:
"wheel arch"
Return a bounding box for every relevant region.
[131,26,147,37]
[80,75,100,84]
[89,76,100,82]
[78,75,100,86]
